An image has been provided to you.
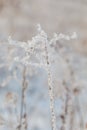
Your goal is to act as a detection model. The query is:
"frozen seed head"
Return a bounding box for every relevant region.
[8,25,77,69]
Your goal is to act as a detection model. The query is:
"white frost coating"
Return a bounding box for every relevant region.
[7,25,77,130]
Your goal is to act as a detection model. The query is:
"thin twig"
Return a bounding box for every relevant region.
[44,39,57,130]
[18,67,28,130]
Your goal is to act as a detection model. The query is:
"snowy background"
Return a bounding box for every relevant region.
[0,0,87,130]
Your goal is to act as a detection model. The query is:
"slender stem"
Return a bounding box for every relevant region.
[18,67,27,130]
[44,40,57,130]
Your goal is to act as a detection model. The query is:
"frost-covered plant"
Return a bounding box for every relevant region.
[7,24,77,130]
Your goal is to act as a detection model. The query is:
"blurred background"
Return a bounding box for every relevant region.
[0,0,87,53]
[0,0,87,130]
[0,0,87,54]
